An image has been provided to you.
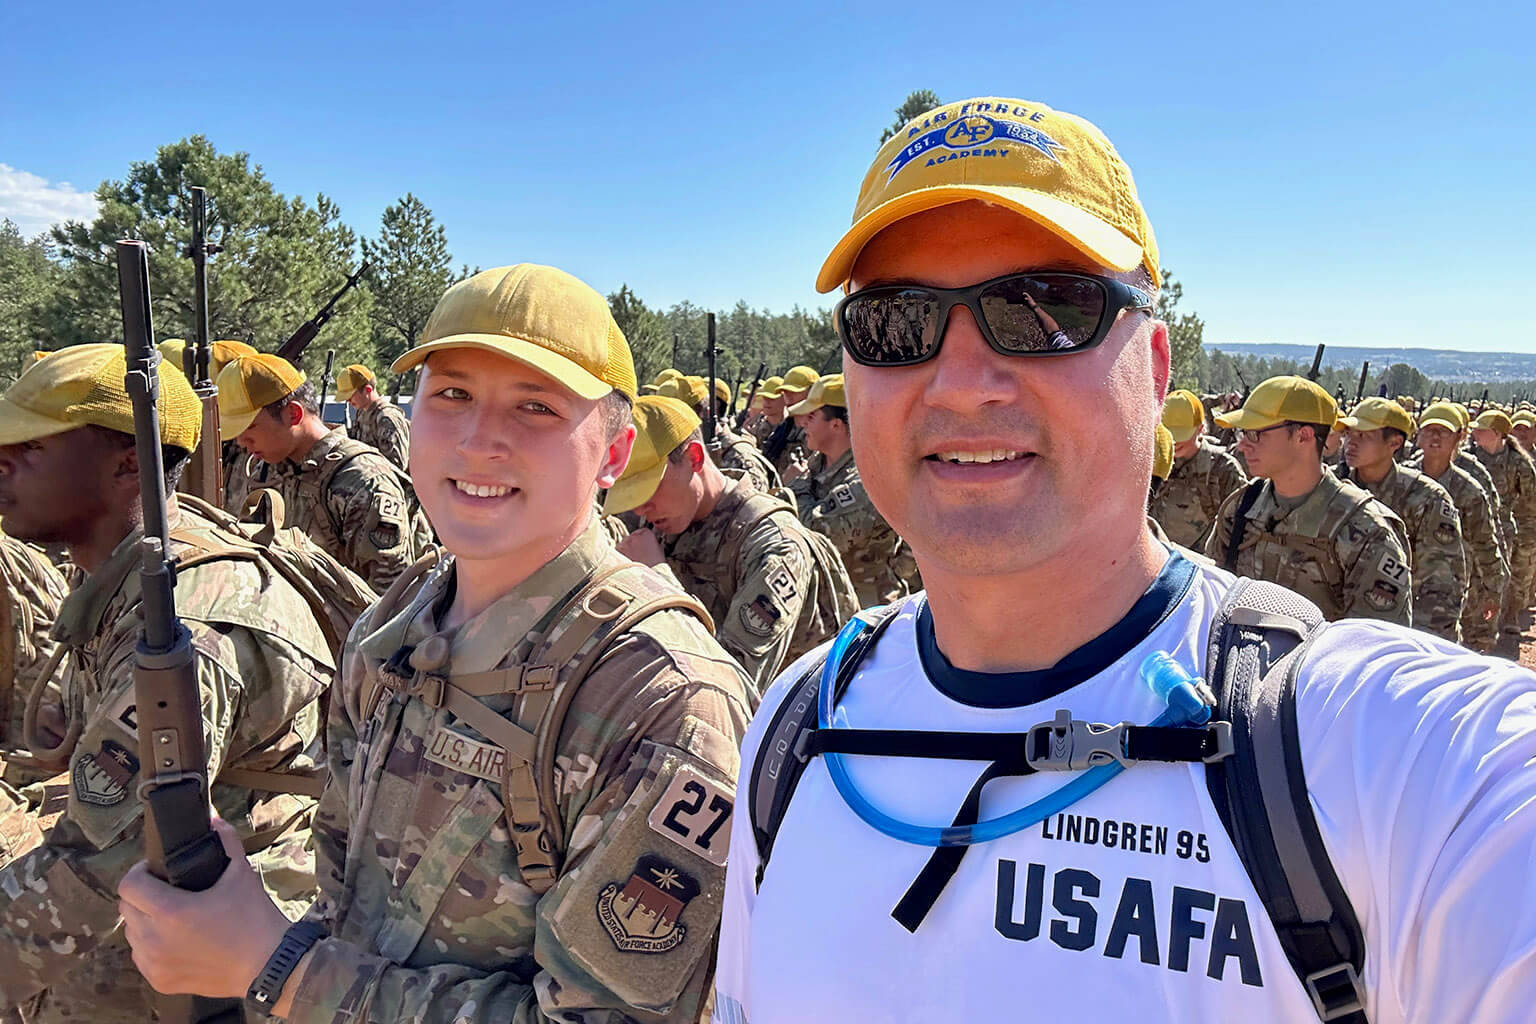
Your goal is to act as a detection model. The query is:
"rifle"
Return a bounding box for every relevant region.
[274,260,371,364]
[1480,388,1490,408]
[1306,343,1325,382]
[1234,366,1251,403]
[1355,361,1370,404]
[705,313,718,442]
[317,349,336,426]
[736,361,766,430]
[116,240,241,1024]
[180,187,223,506]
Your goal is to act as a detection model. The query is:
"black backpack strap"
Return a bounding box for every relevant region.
[1223,479,1267,572]
[748,604,902,890]
[1205,578,1368,1023]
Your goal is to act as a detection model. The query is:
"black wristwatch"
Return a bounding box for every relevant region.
[246,920,328,1013]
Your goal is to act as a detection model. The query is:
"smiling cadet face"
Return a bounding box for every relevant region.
[842,200,1169,579]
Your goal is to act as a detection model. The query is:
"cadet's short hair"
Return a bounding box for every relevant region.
[1382,427,1408,452]
[599,391,633,441]
[667,428,706,466]
[820,404,849,425]
[261,381,322,421]
[88,425,191,492]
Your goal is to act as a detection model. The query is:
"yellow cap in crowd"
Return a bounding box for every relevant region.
[653,368,683,386]
[1338,397,1415,436]
[334,364,376,401]
[1417,402,1465,434]
[787,374,846,416]
[1473,409,1513,436]
[603,396,701,515]
[217,353,306,440]
[1215,376,1337,432]
[0,343,201,450]
[781,366,820,394]
[1152,423,1174,481]
[1161,390,1204,443]
[817,96,1160,293]
[756,375,786,400]
[392,264,636,400]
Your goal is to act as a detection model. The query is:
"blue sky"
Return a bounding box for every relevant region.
[3,0,1532,353]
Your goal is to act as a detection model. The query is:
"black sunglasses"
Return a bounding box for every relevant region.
[835,271,1155,367]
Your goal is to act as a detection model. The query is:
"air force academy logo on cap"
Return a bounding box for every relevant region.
[886,112,1066,182]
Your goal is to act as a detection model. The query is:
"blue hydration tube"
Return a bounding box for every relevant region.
[817,617,1209,848]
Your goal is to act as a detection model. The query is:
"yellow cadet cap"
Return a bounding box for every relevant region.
[1473,409,1513,436]
[1338,397,1415,436]
[0,343,201,450]
[756,375,786,400]
[158,339,187,368]
[392,264,635,400]
[655,376,692,402]
[782,366,820,392]
[653,368,683,386]
[1161,389,1204,443]
[1451,403,1470,428]
[1152,423,1174,481]
[1214,376,1337,431]
[640,383,660,394]
[817,96,1159,294]
[602,396,701,516]
[1512,410,1535,427]
[208,340,257,380]
[334,364,376,401]
[714,378,731,406]
[216,353,306,441]
[787,374,847,416]
[1417,402,1465,434]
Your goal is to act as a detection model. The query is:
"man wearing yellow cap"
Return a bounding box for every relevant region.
[0,344,331,1022]
[120,266,752,1024]
[763,365,818,477]
[1340,398,1467,642]
[1413,402,1509,651]
[743,374,784,445]
[1408,401,1516,564]
[1470,409,1536,635]
[218,352,432,592]
[1511,409,1536,455]
[336,363,411,473]
[672,374,783,498]
[607,395,855,692]
[788,374,914,606]
[717,97,1536,1023]
[1203,376,1411,624]
[1149,389,1248,548]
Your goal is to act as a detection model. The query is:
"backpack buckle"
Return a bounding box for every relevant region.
[1303,961,1365,1020]
[1026,711,1130,771]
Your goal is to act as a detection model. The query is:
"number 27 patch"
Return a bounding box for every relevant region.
[647,765,735,866]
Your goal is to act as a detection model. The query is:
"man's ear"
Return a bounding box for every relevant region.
[1147,320,1171,400]
[115,443,141,489]
[597,424,637,490]
[287,401,304,427]
[686,440,708,473]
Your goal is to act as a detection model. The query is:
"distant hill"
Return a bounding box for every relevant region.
[1204,343,1536,382]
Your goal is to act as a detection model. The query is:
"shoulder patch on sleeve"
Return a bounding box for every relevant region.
[831,484,856,509]
[646,764,734,867]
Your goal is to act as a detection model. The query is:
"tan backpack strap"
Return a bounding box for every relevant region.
[725,493,797,581]
[218,765,328,799]
[22,644,78,768]
[0,576,15,749]
[240,487,288,537]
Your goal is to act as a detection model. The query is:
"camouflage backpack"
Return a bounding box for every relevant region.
[721,490,861,649]
[309,435,436,551]
[359,551,714,894]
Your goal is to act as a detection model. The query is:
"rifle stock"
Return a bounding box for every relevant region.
[116,240,241,1024]
[181,187,223,506]
[274,260,371,364]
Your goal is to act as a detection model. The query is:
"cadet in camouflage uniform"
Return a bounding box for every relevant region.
[1207,377,1413,624]
[787,375,911,607]
[1470,409,1536,630]
[743,375,784,445]
[1148,389,1248,548]
[1340,398,1466,642]
[0,533,67,778]
[670,375,784,498]
[0,344,329,1023]
[218,352,433,592]
[337,363,411,473]
[1415,408,1508,652]
[1410,403,1518,569]
[765,365,818,478]
[121,264,753,1023]
[609,396,856,692]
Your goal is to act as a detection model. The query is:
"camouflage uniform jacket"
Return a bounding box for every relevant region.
[791,449,908,608]
[1346,463,1466,642]
[744,415,774,446]
[661,477,824,692]
[292,518,753,1024]
[349,400,411,473]
[1204,472,1414,624]
[1148,437,1248,549]
[762,422,808,477]
[270,428,432,592]
[1456,450,1514,560]
[1420,461,1510,631]
[710,424,780,498]
[1474,442,1536,546]
[0,505,330,1021]
[0,535,67,765]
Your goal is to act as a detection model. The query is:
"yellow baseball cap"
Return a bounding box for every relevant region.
[817,97,1160,294]
[0,343,201,450]
[159,339,187,369]
[217,353,306,440]
[756,375,786,400]
[1451,403,1471,428]
[653,368,683,386]
[782,366,820,393]
[1161,389,1204,443]
[334,364,376,401]
[602,396,701,515]
[1473,409,1513,436]
[1215,376,1337,431]
[1338,397,1415,436]
[159,339,257,383]
[1512,410,1535,428]
[1417,402,1465,434]
[392,264,636,401]
[1152,423,1174,481]
[713,378,731,407]
[787,374,847,416]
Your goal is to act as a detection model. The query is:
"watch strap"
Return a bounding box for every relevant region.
[246,919,327,1013]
